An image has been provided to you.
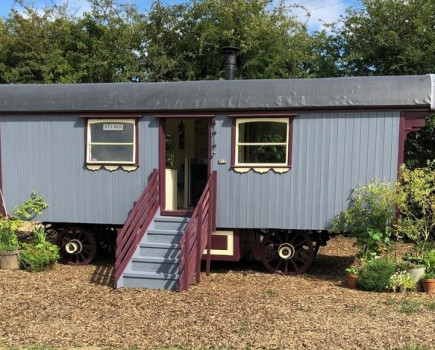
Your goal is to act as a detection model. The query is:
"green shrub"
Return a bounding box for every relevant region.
[331,180,400,262]
[358,258,398,292]
[12,191,49,220]
[395,162,435,256]
[20,228,59,272]
[0,217,20,251]
[0,192,48,252]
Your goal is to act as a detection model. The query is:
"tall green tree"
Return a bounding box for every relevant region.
[142,0,327,81]
[0,0,144,83]
[337,0,435,76]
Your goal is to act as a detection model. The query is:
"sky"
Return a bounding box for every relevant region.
[0,0,364,31]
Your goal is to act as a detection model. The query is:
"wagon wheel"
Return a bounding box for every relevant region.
[45,228,59,244]
[261,230,314,275]
[95,227,117,259]
[312,240,321,257]
[56,227,97,265]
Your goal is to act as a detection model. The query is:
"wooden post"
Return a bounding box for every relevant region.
[184,226,191,291]
[196,204,203,284]
[206,174,214,276]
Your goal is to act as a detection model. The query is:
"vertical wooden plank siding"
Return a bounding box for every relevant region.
[0,115,158,225]
[214,111,400,230]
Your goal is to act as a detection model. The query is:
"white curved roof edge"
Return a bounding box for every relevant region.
[430,74,435,111]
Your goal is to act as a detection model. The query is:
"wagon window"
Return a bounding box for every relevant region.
[235,118,290,167]
[86,119,136,165]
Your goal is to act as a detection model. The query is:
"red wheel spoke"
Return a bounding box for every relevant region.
[293,240,307,248]
[284,260,289,274]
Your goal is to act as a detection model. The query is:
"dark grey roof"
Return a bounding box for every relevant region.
[0,75,434,113]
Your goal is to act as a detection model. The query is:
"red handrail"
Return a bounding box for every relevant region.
[114,169,159,287]
[178,171,217,291]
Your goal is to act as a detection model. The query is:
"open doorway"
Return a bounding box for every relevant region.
[162,118,210,212]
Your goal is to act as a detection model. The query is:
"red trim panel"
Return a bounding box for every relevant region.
[202,230,241,262]
[397,111,428,167]
[210,235,228,250]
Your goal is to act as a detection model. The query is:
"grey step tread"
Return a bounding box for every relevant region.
[123,271,180,280]
[140,242,180,249]
[132,256,180,264]
[147,228,183,235]
[154,216,190,223]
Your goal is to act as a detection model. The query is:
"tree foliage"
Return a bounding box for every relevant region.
[395,162,435,256]
[142,0,323,81]
[0,0,144,83]
[337,0,435,76]
[0,0,342,83]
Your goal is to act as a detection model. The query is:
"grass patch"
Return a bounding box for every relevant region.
[265,289,277,296]
[156,347,227,350]
[401,300,424,314]
[0,346,56,350]
[401,345,429,350]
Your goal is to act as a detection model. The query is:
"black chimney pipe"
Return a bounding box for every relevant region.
[222,46,239,80]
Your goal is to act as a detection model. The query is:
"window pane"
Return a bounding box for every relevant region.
[90,145,134,162]
[90,122,134,143]
[239,145,286,164]
[238,121,287,143]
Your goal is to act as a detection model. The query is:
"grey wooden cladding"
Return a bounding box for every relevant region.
[1,111,400,230]
[213,111,400,230]
[0,115,158,225]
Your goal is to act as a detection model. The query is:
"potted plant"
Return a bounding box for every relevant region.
[400,255,426,291]
[421,271,435,294]
[345,265,359,289]
[0,192,48,270]
[421,249,435,294]
[388,270,416,293]
[0,216,20,269]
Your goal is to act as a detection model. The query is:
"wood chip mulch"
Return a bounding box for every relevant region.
[0,236,434,350]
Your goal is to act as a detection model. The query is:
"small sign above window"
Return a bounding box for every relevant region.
[103,124,124,131]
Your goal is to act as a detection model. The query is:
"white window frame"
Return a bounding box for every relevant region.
[86,118,137,165]
[235,117,290,167]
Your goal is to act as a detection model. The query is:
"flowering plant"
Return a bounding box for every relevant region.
[388,270,416,292]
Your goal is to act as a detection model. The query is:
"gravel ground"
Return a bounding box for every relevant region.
[0,235,434,350]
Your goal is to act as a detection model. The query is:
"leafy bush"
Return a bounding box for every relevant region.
[0,192,48,252]
[12,191,49,220]
[0,217,20,251]
[331,180,399,261]
[395,162,435,256]
[424,249,435,273]
[20,228,59,272]
[357,258,398,292]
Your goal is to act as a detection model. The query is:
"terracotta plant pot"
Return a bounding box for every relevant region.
[346,273,358,289]
[0,250,20,270]
[421,278,435,294]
